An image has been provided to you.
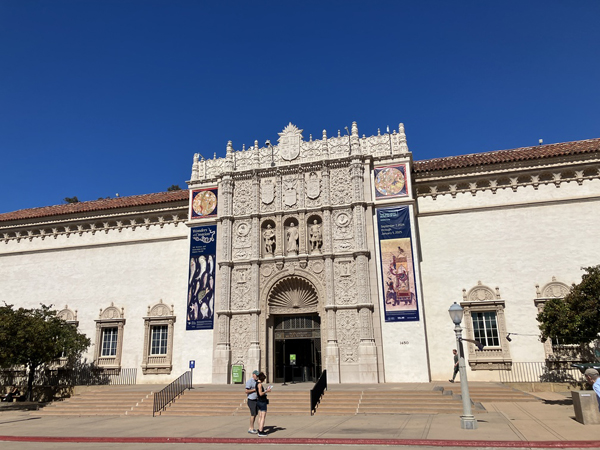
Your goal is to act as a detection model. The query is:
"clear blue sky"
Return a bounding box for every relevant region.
[1,0,599,214]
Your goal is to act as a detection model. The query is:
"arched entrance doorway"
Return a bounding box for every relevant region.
[266,275,322,383]
[273,314,321,383]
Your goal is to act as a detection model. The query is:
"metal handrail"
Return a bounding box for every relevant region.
[153,370,192,416]
[310,370,327,415]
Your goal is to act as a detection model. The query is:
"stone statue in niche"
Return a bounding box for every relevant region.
[286,222,299,255]
[263,224,276,256]
[309,220,322,253]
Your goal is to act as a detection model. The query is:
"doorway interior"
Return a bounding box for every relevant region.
[272,314,321,383]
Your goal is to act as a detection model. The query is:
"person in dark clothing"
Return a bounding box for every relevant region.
[449,349,459,383]
[255,372,272,437]
[1,385,21,402]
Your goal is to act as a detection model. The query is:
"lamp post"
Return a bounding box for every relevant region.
[265,140,275,167]
[448,302,478,429]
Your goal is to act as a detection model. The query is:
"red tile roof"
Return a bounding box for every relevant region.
[2,138,599,223]
[413,138,600,174]
[0,190,188,223]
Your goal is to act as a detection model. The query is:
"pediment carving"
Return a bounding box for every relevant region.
[57,305,77,322]
[536,276,570,299]
[463,281,500,302]
[148,299,174,317]
[99,302,124,320]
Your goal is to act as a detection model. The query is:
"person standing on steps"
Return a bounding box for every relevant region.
[449,349,459,383]
[245,370,260,434]
[256,372,272,437]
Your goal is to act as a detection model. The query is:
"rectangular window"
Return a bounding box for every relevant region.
[472,311,500,347]
[101,327,118,357]
[151,325,169,355]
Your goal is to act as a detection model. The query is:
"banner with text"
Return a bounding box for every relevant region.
[187,225,217,330]
[377,206,420,322]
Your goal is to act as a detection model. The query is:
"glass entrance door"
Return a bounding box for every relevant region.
[273,315,321,383]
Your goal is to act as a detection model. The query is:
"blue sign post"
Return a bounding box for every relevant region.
[189,360,195,385]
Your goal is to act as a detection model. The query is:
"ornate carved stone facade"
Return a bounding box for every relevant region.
[188,122,415,384]
[3,124,598,385]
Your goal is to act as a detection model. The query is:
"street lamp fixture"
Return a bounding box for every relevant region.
[448,302,478,430]
[265,140,275,167]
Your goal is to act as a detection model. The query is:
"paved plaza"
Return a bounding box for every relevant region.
[1,383,600,449]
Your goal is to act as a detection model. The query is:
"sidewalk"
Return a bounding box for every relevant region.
[0,384,599,448]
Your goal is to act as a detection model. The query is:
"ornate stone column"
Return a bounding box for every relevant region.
[321,164,340,382]
[247,173,261,372]
[350,159,378,383]
[213,175,234,383]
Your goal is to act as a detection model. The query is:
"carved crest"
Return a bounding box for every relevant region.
[261,180,275,205]
[306,172,321,199]
[283,179,297,207]
[278,123,303,161]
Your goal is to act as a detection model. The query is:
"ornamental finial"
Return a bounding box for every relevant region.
[398,123,408,153]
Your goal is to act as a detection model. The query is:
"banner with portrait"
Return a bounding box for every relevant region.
[377,206,419,322]
[187,225,217,330]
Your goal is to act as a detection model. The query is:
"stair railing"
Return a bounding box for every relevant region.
[152,370,192,417]
[310,370,327,415]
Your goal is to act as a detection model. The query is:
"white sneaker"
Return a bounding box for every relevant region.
[248,429,258,434]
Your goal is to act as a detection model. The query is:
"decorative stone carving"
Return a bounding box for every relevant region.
[263,224,276,256]
[260,264,274,278]
[332,209,354,252]
[463,281,499,302]
[233,221,251,260]
[58,305,78,324]
[311,260,324,274]
[306,172,321,199]
[233,180,252,216]
[232,283,251,310]
[337,310,359,363]
[148,300,174,317]
[536,277,570,299]
[268,276,319,314]
[330,168,352,205]
[100,303,124,320]
[278,123,303,161]
[283,178,297,207]
[286,222,299,255]
[309,220,323,253]
[261,179,275,205]
[230,314,251,365]
[334,261,357,305]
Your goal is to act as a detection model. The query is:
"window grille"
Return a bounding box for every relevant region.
[151,325,169,355]
[101,328,119,356]
[472,312,500,347]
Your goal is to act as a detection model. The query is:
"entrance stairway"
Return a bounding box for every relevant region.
[315,389,468,415]
[37,386,154,416]
[160,389,311,416]
[35,382,538,417]
[440,384,538,403]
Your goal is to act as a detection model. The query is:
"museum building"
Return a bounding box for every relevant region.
[1,122,599,385]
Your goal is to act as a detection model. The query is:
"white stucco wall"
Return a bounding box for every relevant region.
[0,222,214,384]
[418,179,600,381]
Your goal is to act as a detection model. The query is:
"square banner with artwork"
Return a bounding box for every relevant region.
[374,164,408,199]
[377,206,419,322]
[186,226,217,330]
[191,188,218,219]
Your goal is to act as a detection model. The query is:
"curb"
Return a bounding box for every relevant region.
[1,436,600,447]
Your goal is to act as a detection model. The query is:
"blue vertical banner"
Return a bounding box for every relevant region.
[377,206,420,322]
[187,225,217,330]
